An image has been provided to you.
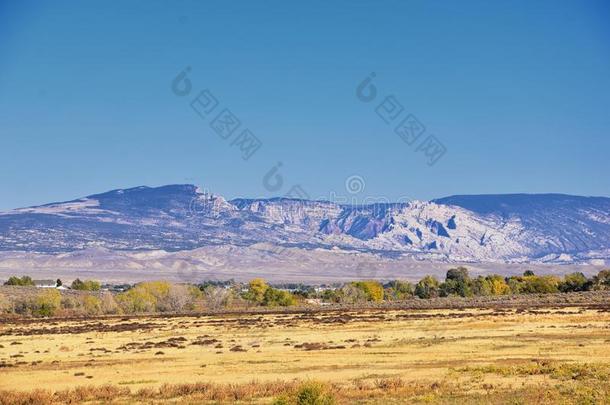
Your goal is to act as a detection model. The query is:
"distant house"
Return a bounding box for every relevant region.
[33,279,58,288]
[305,298,330,306]
[101,284,130,293]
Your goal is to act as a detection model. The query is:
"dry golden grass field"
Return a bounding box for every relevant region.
[1,305,610,404]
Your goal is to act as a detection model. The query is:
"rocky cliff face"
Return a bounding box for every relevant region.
[1,185,609,264]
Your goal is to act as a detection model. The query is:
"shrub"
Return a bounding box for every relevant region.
[295,381,335,405]
[4,275,35,286]
[61,296,80,310]
[71,278,101,291]
[272,381,336,405]
[373,377,404,390]
[13,298,33,315]
[272,396,291,405]
[34,289,61,317]
[0,292,9,313]
[100,292,120,314]
[415,276,440,299]
[82,295,102,315]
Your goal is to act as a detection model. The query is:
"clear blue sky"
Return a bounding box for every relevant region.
[1,0,609,210]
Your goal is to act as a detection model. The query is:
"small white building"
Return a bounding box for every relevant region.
[33,279,59,288]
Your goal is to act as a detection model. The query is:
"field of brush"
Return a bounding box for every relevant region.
[1,302,610,404]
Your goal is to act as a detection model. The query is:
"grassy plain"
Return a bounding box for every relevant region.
[1,304,610,403]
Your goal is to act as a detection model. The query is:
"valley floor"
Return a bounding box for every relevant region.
[1,303,610,403]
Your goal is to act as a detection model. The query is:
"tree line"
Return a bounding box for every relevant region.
[321,268,610,302]
[4,276,101,291]
[0,268,609,317]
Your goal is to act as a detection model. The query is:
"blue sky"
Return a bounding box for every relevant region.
[1,0,609,210]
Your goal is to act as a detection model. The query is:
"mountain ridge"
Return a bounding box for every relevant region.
[0,184,609,266]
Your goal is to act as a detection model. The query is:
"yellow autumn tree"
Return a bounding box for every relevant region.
[350,281,384,302]
[244,278,269,303]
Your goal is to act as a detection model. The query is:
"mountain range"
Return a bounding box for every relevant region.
[0,185,608,282]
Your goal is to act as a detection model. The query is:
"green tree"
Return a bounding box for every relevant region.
[384,280,414,300]
[440,267,473,297]
[263,288,296,306]
[321,289,342,303]
[440,279,473,297]
[507,275,560,294]
[71,278,84,290]
[71,279,101,291]
[446,267,470,283]
[559,272,590,292]
[4,276,35,286]
[415,276,440,299]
